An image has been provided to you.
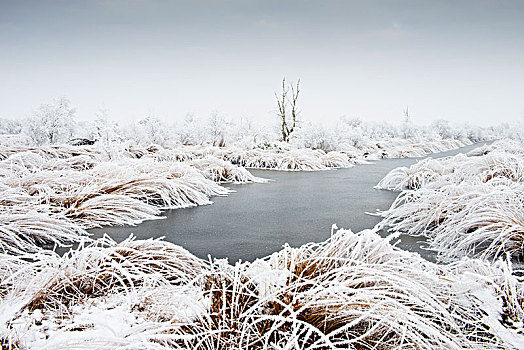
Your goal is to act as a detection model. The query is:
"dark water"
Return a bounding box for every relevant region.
[89,143,487,262]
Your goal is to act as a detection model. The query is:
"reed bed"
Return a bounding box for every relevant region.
[1,229,522,349]
[376,139,524,261]
[2,138,511,348]
[0,145,249,253]
[188,157,267,183]
[346,139,466,161]
[376,140,523,191]
[214,148,330,171]
[214,138,466,170]
[378,180,524,261]
[467,139,524,157]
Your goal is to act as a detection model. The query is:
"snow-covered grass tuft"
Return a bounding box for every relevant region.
[0,145,245,253]
[1,229,523,349]
[189,157,267,183]
[0,211,89,254]
[21,236,205,312]
[377,139,524,261]
[215,147,329,171]
[321,151,354,168]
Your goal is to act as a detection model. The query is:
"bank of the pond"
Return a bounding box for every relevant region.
[89,142,489,262]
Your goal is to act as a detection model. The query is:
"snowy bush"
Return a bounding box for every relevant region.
[0,118,22,135]
[127,116,172,146]
[206,111,229,147]
[23,97,76,145]
[291,121,339,151]
[176,113,207,145]
[84,108,120,143]
[431,119,456,139]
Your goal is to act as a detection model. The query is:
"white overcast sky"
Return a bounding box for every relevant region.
[1,0,523,126]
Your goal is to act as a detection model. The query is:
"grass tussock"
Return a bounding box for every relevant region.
[5,236,205,313]
[1,138,465,252]
[189,157,267,183]
[0,210,89,254]
[0,145,248,253]
[377,139,524,261]
[1,229,522,349]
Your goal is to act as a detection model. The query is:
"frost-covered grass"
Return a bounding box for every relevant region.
[0,211,88,255]
[356,138,468,161]
[0,137,471,254]
[3,137,520,348]
[376,139,524,261]
[0,144,268,254]
[188,157,267,183]
[1,229,523,349]
[205,138,468,171]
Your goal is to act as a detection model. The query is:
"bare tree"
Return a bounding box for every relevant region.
[275,78,300,142]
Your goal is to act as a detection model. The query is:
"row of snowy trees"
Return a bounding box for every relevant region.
[0,97,520,149]
[0,97,269,147]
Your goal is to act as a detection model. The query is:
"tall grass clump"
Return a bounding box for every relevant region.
[0,144,259,253]
[1,229,522,349]
[376,139,524,261]
[189,157,267,183]
[0,211,89,254]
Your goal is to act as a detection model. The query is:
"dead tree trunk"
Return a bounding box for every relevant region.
[275,78,300,142]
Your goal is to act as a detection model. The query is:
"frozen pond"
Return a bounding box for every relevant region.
[90,143,488,262]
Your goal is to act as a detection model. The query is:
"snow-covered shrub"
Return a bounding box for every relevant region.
[0,118,22,135]
[74,108,121,144]
[227,116,276,149]
[400,113,417,139]
[23,97,76,145]
[337,116,367,148]
[206,111,229,147]
[176,113,207,145]
[122,116,172,147]
[291,122,339,151]
[431,119,456,139]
